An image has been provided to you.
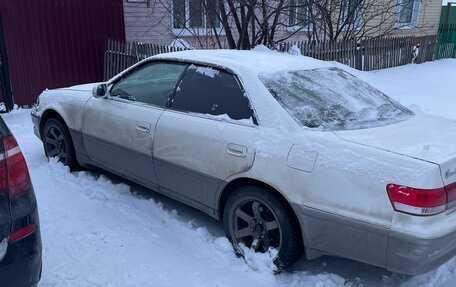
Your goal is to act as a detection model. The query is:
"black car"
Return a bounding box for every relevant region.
[0,117,41,287]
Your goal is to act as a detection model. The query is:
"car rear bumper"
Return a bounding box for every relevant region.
[387,227,456,275]
[292,203,456,275]
[0,231,42,287]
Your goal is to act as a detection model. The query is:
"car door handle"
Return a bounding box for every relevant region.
[227,143,247,158]
[136,122,151,133]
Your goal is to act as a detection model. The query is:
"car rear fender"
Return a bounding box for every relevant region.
[439,158,456,187]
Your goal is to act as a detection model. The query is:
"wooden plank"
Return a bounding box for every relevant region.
[371,38,375,71]
[114,40,119,77]
[366,38,371,71]
[371,39,378,70]
[371,38,375,70]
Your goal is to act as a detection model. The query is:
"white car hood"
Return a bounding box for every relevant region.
[59,83,99,92]
[334,112,456,185]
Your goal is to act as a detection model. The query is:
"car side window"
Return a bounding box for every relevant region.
[170,65,255,122]
[110,62,187,107]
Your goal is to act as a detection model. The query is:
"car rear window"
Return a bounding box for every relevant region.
[259,67,413,131]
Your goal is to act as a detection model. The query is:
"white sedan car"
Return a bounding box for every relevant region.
[31,49,456,274]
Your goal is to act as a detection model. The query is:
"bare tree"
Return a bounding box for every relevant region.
[307,0,428,41]
[154,0,436,49]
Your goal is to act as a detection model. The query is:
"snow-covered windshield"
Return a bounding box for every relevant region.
[259,67,413,131]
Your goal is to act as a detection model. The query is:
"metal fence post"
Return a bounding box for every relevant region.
[0,12,13,112]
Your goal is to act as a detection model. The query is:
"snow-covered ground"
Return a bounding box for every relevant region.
[2,59,456,287]
[335,59,456,120]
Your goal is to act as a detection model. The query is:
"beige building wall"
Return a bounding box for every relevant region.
[123,0,229,48]
[363,0,442,37]
[410,0,442,35]
[124,1,174,44]
[123,0,443,47]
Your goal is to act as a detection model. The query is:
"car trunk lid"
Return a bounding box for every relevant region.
[334,112,456,186]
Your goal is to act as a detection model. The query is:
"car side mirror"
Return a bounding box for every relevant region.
[93,83,108,98]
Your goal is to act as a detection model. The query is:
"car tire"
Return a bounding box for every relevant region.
[42,118,79,171]
[223,186,303,269]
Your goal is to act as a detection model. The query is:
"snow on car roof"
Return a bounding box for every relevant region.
[152,46,333,75]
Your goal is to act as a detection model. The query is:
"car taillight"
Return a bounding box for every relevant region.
[8,224,37,243]
[387,184,448,216]
[446,182,456,202]
[0,135,36,243]
[0,135,31,198]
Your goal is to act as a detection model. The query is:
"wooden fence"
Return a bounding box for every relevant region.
[275,39,363,69]
[275,35,438,71]
[104,32,453,78]
[104,39,186,80]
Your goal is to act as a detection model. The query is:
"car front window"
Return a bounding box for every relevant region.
[110,62,187,107]
[259,67,413,131]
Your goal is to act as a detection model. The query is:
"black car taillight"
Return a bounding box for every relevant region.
[9,224,37,243]
[0,135,36,243]
[0,135,31,198]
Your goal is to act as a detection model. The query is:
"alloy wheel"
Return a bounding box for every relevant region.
[44,126,68,163]
[229,197,282,253]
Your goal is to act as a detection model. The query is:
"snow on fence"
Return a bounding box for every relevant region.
[274,35,439,71]
[275,39,363,69]
[104,32,453,78]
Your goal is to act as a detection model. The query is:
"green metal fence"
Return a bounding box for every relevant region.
[441,6,456,25]
[437,24,456,59]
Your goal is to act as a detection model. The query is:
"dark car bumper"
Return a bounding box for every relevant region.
[0,231,42,287]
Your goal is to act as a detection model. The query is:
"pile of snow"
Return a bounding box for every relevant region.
[170,38,192,49]
[288,45,302,56]
[1,59,456,287]
[252,45,273,53]
[193,65,220,78]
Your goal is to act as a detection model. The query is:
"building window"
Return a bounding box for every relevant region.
[173,0,220,30]
[340,0,362,28]
[289,0,310,27]
[397,0,420,26]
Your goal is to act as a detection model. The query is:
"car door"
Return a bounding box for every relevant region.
[153,64,257,209]
[82,61,187,189]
